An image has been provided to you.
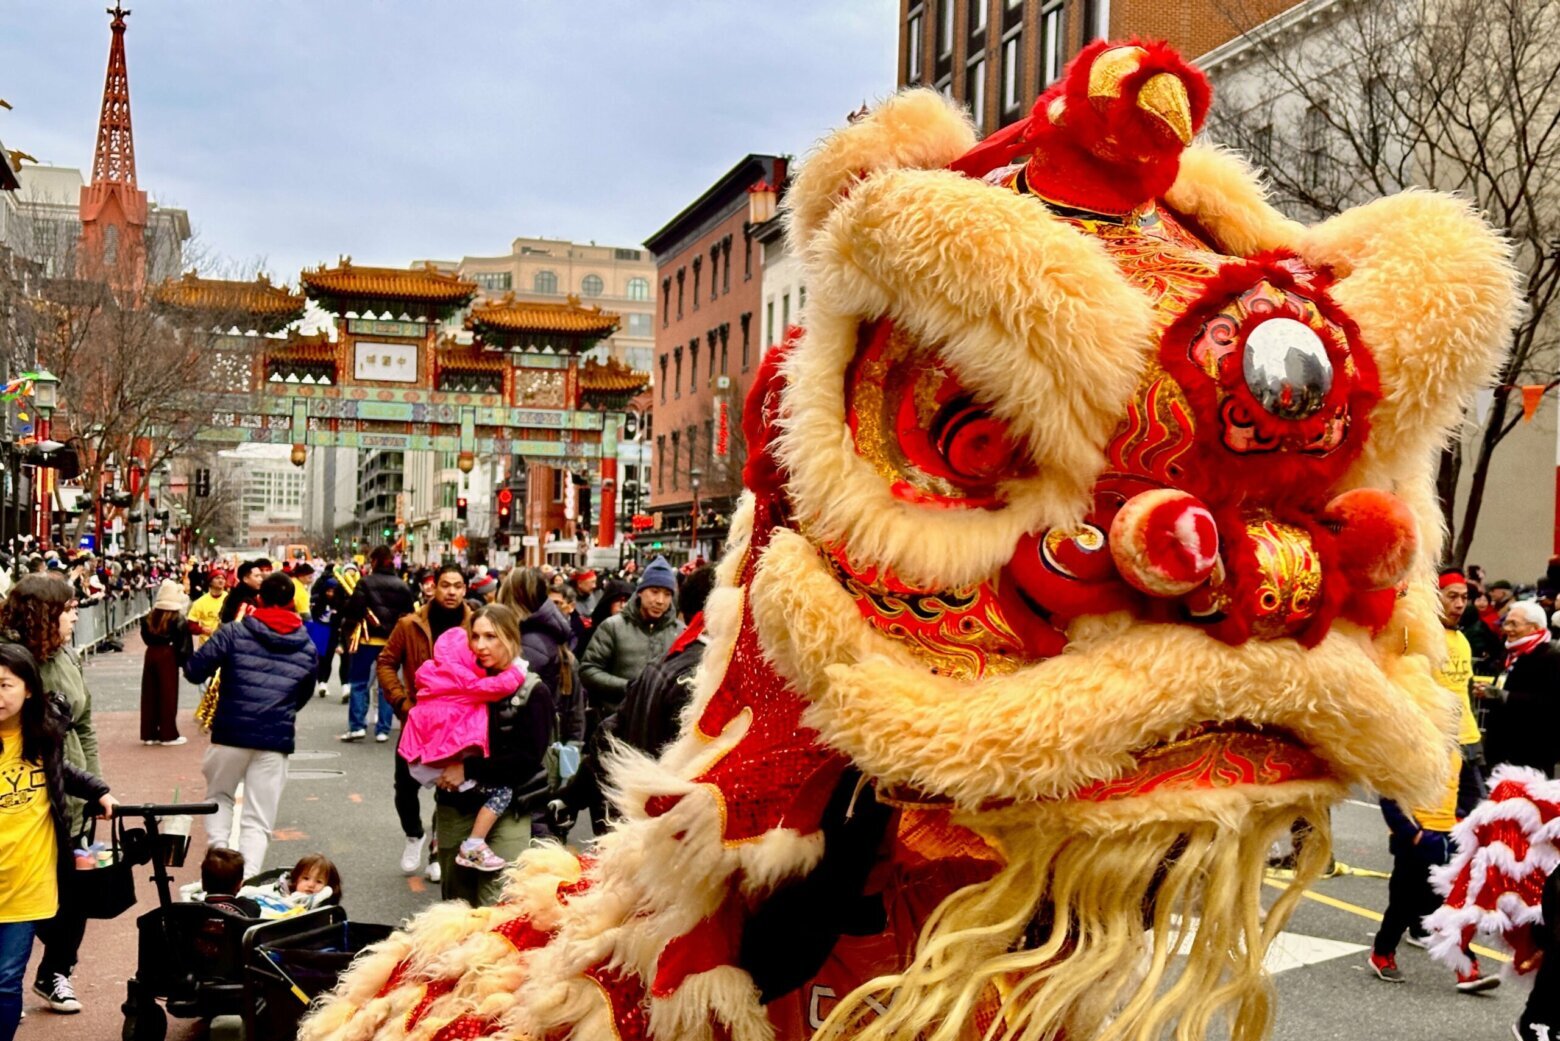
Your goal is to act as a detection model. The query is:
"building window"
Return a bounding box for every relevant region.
[615,247,642,261]
[581,274,604,297]
[741,312,752,370]
[534,269,558,294]
[627,276,650,301]
[706,330,718,385]
[744,229,753,280]
[936,0,954,57]
[1001,30,1023,114]
[766,299,775,347]
[473,271,512,291]
[1081,0,1109,41]
[969,0,987,37]
[1252,123,1273,163]
[692,257,702,310]
[670,431,680,490]
[674,346,683,398]
[781,292,791,335]
[626,313,654,337]
[657,435,666,492]
[937,76,953,98]
[719,323,730,374]
[710,245,721,300]
[690,339,700,391]
[659,354,668,403]
[676,268,685,318]
[704,419,715,470]
[966,57,986,123]
[1303,104,1330,187]
[687,426,698,479]
[1041,2,1065,86]
[661,278,671,325]
[722,237,732,293]
[907,14,924,80]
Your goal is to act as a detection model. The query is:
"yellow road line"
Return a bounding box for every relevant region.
[1262,878,1510,964]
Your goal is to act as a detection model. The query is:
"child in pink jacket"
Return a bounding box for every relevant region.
[403,626,526,871]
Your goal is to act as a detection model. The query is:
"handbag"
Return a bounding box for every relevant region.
[70,814,148,919]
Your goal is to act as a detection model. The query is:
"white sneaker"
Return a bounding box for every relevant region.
[375,733,390,743]
[316,682,328,698]
[160,736,188,746]
[425,859,442,883]
[33,973,81,1013]
[400,834,428,874]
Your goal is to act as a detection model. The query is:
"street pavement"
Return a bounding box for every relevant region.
[17,632,1534,1040]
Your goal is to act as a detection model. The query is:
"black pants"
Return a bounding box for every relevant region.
[1456,743,1488,819]
[33,904,86,982]
[1374,832,1449,956]
[1521,947,1558,1037]
[393,752,428,841]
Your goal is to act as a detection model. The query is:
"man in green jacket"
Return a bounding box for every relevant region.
[579,557,683,717]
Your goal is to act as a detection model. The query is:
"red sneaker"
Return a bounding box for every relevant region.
[1456,958,1501,994]
[1368,951,1405,982]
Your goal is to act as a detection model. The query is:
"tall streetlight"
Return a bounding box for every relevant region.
[31,371,59,550]
[689,467,702,566]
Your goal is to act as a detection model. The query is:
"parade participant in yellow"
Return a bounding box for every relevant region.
[1435,570,1486,815]
[186,569,227,647]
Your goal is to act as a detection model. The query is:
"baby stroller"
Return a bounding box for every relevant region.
[110,801,245,1041]
[243,907,395,1040]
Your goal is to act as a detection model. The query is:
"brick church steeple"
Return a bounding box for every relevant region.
[78,3,148,291]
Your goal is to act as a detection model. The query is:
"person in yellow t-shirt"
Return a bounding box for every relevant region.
[0,643,113,1040]
[1435,571,1488,815]
[186,569,229,648]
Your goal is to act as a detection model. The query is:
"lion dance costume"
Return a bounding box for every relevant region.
[303,40,1518,1041]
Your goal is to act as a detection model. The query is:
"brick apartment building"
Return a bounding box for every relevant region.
[899,0,1296,137]
[643,154,787,562]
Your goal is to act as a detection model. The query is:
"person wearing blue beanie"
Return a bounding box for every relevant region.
[636,556,679,594]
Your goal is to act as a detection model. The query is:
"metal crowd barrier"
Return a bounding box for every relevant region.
[71,587,153,654]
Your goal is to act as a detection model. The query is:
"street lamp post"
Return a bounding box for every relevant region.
[31,371,59,550]
[689,467,702,566]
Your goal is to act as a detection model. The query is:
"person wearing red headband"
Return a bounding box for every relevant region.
[1435,571,1486,815]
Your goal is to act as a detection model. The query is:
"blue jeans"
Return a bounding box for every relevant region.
[0,920,37,1041]
[347,646,392,736]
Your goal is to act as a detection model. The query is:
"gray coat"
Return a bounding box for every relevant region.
[579,595,683,711]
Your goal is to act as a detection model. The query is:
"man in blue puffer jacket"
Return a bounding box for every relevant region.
[184,572,318,876]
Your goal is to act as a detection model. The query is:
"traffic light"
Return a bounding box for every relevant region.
[382,527,392,539]
[456,497,468,521]
[497,487,512,527]
[194,468,211,497]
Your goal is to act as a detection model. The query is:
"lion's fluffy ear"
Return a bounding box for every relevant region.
[786,90,977,251]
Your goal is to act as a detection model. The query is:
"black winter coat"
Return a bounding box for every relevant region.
[617,637,705,757]
[32,695,112,906]
[183,616,318,754]
[436,673,555,818]
[521,602,585,745]
[1484,642,1560,777]
[344,571,416,642]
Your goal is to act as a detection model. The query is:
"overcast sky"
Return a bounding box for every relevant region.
[0,1,898,283]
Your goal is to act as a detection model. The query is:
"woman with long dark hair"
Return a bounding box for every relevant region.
[0,576,103,1015]
[0,642,114,1041]
[428,604,553,907]
[140,580,193,746]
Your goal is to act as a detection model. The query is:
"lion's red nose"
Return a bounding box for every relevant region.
[1321,488,1418,591]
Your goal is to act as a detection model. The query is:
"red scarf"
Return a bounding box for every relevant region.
[1504,629,1551,670]
[249,605,302,634]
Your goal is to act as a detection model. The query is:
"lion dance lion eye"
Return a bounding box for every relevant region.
[931,397,1020,484]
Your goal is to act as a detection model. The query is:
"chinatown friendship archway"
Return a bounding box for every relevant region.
[160,261,649,561]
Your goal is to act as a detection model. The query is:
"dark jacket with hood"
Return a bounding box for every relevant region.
[579,595,684,711]
[343,569,416,643]
[183,614,318,754]
[522,600,586,745]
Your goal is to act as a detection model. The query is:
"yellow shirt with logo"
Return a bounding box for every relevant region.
[0,719,59,922]
[292,577,311,618]
[1435,628,1482,747]
[187,591,227,646]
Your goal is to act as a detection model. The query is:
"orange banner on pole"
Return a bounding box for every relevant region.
[1521,384,1546,422]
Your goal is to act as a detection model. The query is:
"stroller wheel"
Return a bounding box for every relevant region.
[120,997,167,1041]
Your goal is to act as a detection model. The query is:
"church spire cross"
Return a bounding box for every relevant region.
[92,3,137,187]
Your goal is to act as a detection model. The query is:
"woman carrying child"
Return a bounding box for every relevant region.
[407,604,553,907]
[0,643,114,1041]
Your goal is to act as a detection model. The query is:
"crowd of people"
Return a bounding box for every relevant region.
[0,542,1553,1041]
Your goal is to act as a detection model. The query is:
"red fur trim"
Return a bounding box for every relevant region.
[744,329,797,506]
